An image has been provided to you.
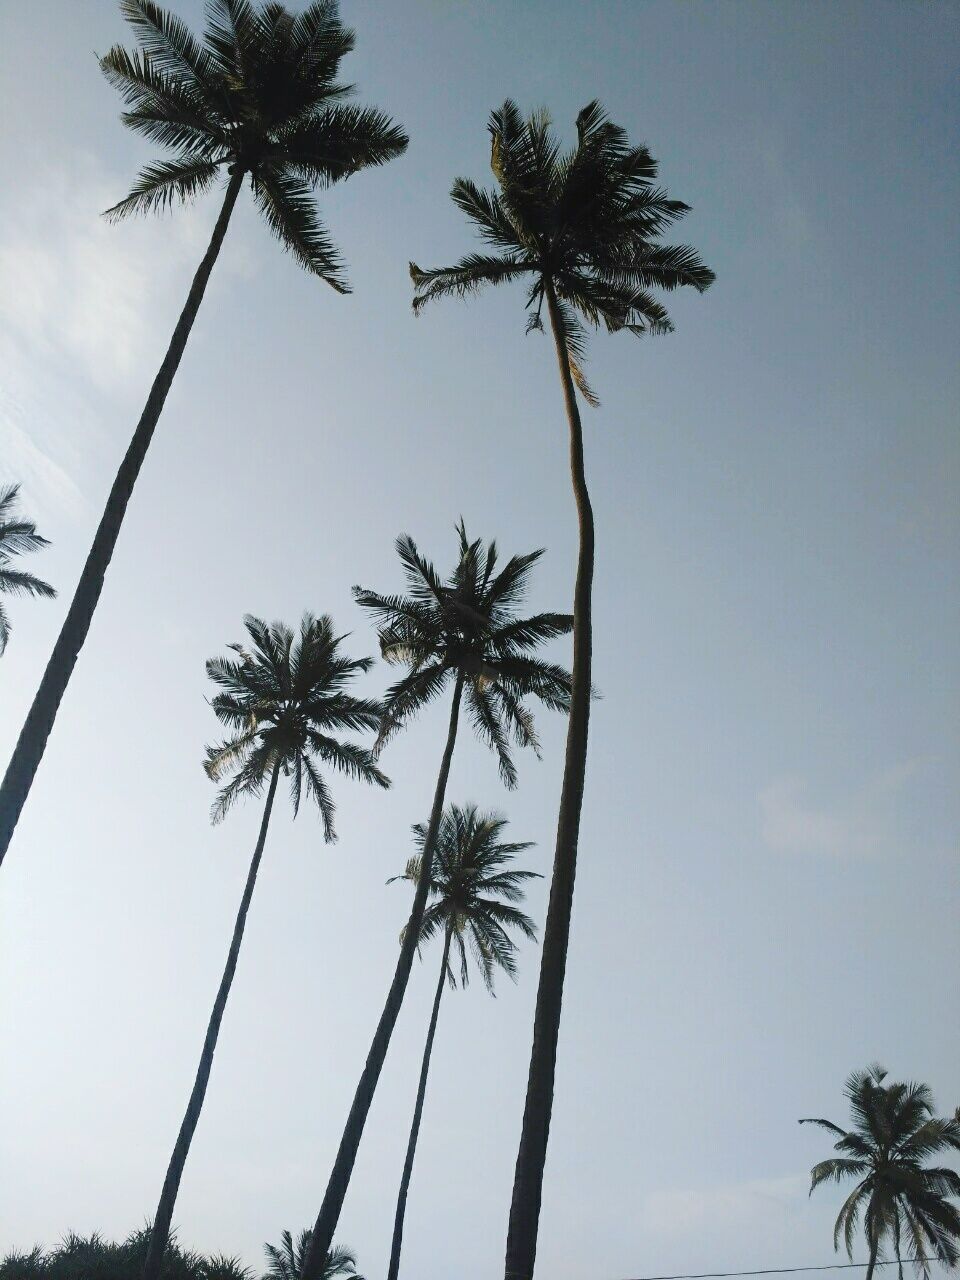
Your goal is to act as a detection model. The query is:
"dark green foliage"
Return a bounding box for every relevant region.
[101,0,408,288]
[411,98,714,402]
[262,1233,361,1280]
[801,1065,960,1276]
[392,804,539,990]
[204,612,390,837]
[354,521,573,787]
[0,483,56,654]
[0,1231,250,1280]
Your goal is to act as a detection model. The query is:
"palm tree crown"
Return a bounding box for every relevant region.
[263,1232,362,1280]
[411,98,714,402]
[204,612,389,837]
[354,521,573,787]
[101,0,408,288]
[392,804,539,990]
[801,1064,960,1276]
[0,484,56,654]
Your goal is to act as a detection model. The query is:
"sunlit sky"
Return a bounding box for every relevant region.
[1,2,958,1277]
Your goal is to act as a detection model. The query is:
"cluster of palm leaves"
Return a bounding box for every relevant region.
[0,2,752,1280]
[0,1227,359,1280]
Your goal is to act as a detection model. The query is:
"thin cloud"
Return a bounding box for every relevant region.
[759,759,930,859]
[0,153,257,524]
[641,1173,807,1235]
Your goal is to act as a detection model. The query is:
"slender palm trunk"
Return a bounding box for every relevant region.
[0,168,245,869]
[301,675,466,1280]
[504,280,595,1280]
[387,926,453,1280]
[141,758,279,1280]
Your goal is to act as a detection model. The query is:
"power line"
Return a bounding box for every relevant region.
[621,1259,932,1280]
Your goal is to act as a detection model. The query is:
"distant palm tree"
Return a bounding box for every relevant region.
[386,804,539,1280]
[142,613,389,1280]
[0,0,407,866]
[801,1064,960,1280]
[263,1228,360,1280]
[0,484,56,655]
[299,523,571,1279]
[410,100,714,1280]
[263,1231,362,1280]
[0,1229,250,1280]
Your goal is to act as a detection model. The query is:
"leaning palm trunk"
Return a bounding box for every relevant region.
[386,925,453,1280]
[504,281,595,1280]
[301,676,465,1279]
[0,169,244,868]
[142,757,279,1280]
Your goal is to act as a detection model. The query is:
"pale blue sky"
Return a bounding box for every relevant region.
[1,2,958,1278]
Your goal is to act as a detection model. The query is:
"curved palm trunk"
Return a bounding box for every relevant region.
[141,758,279,1280]
[301,675,465,1280]
[504,280,595,1280]
[386,926,453,1280]
[0,168,245,869]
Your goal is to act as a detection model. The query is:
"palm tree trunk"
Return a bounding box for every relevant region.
[301,674,466,1280]
[504,279,595,1280]
[0,167,245,870]
[387,926,453,1280]
[141,757,279,1280]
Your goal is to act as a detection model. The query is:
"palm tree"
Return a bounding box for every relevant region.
[0,0,406,867]
[386,804,539,1280]
[410,100,714,1280]
[299,523,572,1279]
[0,484,56,655]
[801,1064,960,1280]
[263,1232,362,1280]
[141,613,389,1280]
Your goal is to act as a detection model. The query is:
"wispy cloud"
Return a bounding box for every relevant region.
[0,153,255,523]
[759,759,930,859]
[641,1173,807,1236]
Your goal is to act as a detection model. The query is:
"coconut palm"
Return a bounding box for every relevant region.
[142,613,389,1280]
[410,100,714,1279]
[0,0,407,867]
[801,1064,960,1280]
[0,484,56,656]
[299,523,571,1278]
[0,1229,250,1280]
[386,804,539,1280]
[262,1232,361,1280]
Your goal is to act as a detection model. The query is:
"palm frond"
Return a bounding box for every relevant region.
[104,154,221,220]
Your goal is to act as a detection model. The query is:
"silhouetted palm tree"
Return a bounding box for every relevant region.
[299,523,571,1278]
[0,484,56,655]
[410,101,714,1280]
[0,1229,250,1280]
[386,804,538,1280]
[801,1064,960,1280]
[142,613,389,1280]
[0,0,406,866]
[262,1232,361,1280]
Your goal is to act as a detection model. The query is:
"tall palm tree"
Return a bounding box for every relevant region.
[299,523,572,1279]
[801,1064,960,1280]
[263,1232,362,1280]
[410,101,714,1280]
[0,0,406,867]
[386,804,539,1280]
[0,484,56,655]
[142,613,389,1280]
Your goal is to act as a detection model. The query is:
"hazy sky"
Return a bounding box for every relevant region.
[1,2,958,1278]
